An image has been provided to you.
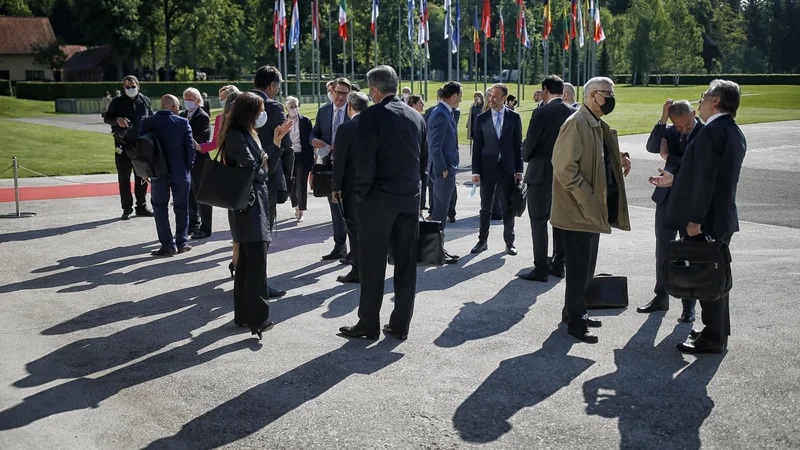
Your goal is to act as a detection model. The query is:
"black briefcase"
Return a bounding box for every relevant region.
[388,219,445,267]
[311,163,333,197]
[661,236,732,301]
[196,150,255,211]
[585,274,629,309]
[510,181,527,217]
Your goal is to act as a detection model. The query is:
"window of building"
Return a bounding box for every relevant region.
[0,70,10,80]
[25,70,45,81]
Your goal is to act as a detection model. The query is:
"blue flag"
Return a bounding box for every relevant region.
[408,0,415,41]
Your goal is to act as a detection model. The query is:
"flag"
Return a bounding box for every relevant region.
[444,0,451,39]
[499,10,505,52]
[474,8,480,53]
[371,0,379,35]
[408,0,415,41]
[577,0,584,47]
[571,0,577,39]
[521,13,530,48]
[542,0,552,40]
[481,0,491,37]
[562,8,570,50]
[311,0,320,43]
[454,0,461,53]
[273,0,286,50]
[339,0,348,40]
[515,0,523,38]
[593,2,604,42]
[288,0,299,51]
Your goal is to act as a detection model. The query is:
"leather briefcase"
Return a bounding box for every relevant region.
[196,149,255,211]
[661,236,732,301]
[388,220,445,267]
[586,274,629,309]
[510,181,527,217]
[311,163,333,197]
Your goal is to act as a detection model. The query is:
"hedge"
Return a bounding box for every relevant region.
[0,80,11,96]
[15,80,367,101]
[612,73,800,86]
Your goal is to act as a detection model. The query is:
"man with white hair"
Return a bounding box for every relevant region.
[551,76,632,343]
[402,86,412,102]
[181,87,212,239]
[563,83,579,108]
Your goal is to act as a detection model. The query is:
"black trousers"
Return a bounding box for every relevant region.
[356,193,419,335]
[699,234,732,345]
[479,163,515,246]
[189,152,213,234]
[428,173,458,217]
[560,228,599,332]
[290,158,310,210]
[527,181,564,273]
[114,148,147,212]
[342,192,359,271]
[328,195,347,248]
[655,201,697,310]
[234,241,271,333]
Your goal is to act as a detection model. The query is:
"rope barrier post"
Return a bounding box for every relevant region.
[1,157,36,219]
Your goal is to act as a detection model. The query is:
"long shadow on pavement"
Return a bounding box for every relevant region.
[452,329,595,443]
[143,339,404,450]
[582,314,724,449]
[0,218,119,243]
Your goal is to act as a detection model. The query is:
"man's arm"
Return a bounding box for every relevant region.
[183,118,195,169]
[645,123,668,154]
[513,113,524,175]
[104,97,122,126]
[419,119,429,206]
[195,113,211,144]
[471,115,485,178]
[688,127,722,225]
[552,119,592,206]
[354,109,378,197]
[522,109,544,162]
[331,124,349,192]
[427,111,448,175]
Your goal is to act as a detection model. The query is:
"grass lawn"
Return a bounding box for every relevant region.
[1,83,798,179]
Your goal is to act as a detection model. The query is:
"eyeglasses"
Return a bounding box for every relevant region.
[333,90,350,96]
[595,90,615,98]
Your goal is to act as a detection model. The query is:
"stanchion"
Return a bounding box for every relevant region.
[0,157,37,219]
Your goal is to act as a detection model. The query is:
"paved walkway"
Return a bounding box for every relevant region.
[0,121,798,449]
[6,114,112,135]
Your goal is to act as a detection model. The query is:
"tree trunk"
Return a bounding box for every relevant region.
[164,0,171,81]
[151,34,158,81]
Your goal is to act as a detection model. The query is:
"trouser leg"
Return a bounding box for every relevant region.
[150,179,173,247]
[431,172,456,230]
[172,178,191,247]
[495,167,515,246]
[328,195,347,248]
[654,201,677,300]
[561,229,598,331]
[356,199,396,334]
[478,176,499,243]
[115,150,134,211]
[240,241,270,334]
[388,212,420,334]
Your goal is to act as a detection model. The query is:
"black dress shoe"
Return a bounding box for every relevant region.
[339,258,353,266]
[548,266,565,279]
[448,215,456,223]
[253,321,275,340]
[519,269,548,282]
[679,308,696,323]
[337,270,359,283]
[190,230,210,240]
[383,324,408,341]
[568,327,599,343]
[121,209,132,220]
[135,207,154,217]
[151,246,177,257]
[228,262,235,279]
[677,337,725,354]
[471,241,488,254]
[338,325,379,340]
[506,245,518,256]
[444,249,460,264]
[637,297,670,313]
[322,248,347,260]
[689,329,702,340]
[586,317,603,328]
[177,244,192,254]
[264,286,287,299]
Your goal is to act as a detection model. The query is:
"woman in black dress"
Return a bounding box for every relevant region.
[218,92,291,339]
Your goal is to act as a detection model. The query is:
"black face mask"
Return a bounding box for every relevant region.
[598,94,616,115]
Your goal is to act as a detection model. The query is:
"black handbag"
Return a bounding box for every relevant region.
[196,147,255,211]
[311,163,333,197]
[388,219,445,267]
[510,181,527,217]
[661,236,732,301]
[586,274,629,309]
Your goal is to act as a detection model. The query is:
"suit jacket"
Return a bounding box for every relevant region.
[223,127,271,243]
[522,98,575,185]
[666,114,746,237]
[645,118,704,204]
[425,104,460,126]
[104,93,153,145]
[466,103,483,139]
[138,110,195,181]
[427,102,460,175]
[310,102,350,162]
[353,95,429,214]
[251,90,294,193]
[332,115,360,196]
[472,106,523,179]
[291,114,315,169]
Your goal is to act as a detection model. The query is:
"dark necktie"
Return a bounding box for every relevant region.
[680,133,688,154]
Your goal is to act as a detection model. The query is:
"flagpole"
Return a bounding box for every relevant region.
[343,34,347,79]
[516,23,521,103]
[374,12,378,67]
[483,31,487,93]
[474,6,478,92]
[447,1,452,81]
[327,5,333,75]
[295,36,301,97]
[424,42,428,99]
[351,19,355,75]
[398,6,402,77]
[283,39,289,100]
[317,40,322,105]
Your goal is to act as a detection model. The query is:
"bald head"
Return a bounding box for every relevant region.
[563,83,576,104]
[161,94,180,112]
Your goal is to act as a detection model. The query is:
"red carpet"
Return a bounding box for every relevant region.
[0,182,149,203]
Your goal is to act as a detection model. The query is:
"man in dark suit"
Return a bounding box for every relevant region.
[650,80,746,354]
[252,65,294,299]
[181,87,212,239]
[519,75,574,282]
[637,99,704,322]
[138,95,195,256]
[331,91,369,284]
[424,88,459,222]
[311,78,352,261]
[339,65,428,341]
[471,83,524,256]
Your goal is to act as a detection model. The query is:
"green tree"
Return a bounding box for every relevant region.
[709,0,747,72]
[0,0,32,15]
[663,0,703,84]
[32,39,66,72]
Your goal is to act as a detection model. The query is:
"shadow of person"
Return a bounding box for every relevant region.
[31,240,160,274]
[452,329,595,443]
[582,314,724,450]
[143,338,405,450]
[434,278,557,348]
[15,280,232,388]
[0,325,259,431]
[0,218,119,243]
[416,251,508,295]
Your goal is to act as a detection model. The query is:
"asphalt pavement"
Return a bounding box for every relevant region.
[0,120,798,449]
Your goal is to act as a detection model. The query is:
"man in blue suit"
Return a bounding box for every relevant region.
[427,81,463,264]
[139,94,195,256]
[471,83,524,255]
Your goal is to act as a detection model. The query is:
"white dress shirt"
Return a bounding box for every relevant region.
[290,116,302,153]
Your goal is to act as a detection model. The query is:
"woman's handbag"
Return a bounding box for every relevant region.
[196,147,255,211]
[661,235,732,301]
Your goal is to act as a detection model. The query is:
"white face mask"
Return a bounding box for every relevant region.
[220,98,227,108]
[327,92,334,103]
[184,100,197,111]
[255,111,268,129]
[125,87,138,98]
[402,93,410,101]
[288,107,298,117]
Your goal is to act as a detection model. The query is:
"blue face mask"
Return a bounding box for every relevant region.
[220,98,227,108]
[255,111,268,129]
[184,100,197,112]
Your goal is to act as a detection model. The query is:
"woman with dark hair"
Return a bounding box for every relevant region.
[505,94,517,110]
[219,92,292,339]
[407,94,425,113]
